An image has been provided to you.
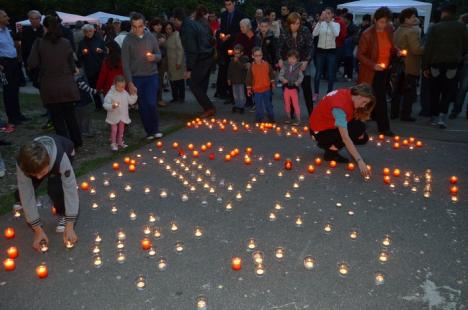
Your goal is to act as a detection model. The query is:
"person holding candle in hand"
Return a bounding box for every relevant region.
[16,134,79,251]
[103,75,137,151]
[309,84,375,178]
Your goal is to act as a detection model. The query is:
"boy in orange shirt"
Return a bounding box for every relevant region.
[246,47,276,122]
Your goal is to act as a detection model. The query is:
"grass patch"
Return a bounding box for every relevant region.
[0,123,185,216]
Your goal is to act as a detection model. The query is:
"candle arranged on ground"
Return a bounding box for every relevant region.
[338,262,350,276]
[6,246,18,259]
[450,176,458,184]
[275,247,285,260]
[82,48,89,54]
[157,258,168,271]
[36,263,48,279]
[112,162,120,170]
[4,258,15,271]
[303,256,316,270]
[196,295,208,310]
[255,263,265,276]
[65,240,75,250]
[314,157,322,166]
[274,152,281,161]
[284,159,293,170]
[378,251,390,263]
[307,164,315,174]
[347,163,355,171]
[375,272,385,285]
[135,275,146,290]
[349,230,359,240]
[231,256,242,270]
[80,181,90,191]
[141,237,152,250]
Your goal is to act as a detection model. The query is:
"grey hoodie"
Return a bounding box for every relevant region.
[16,135,79,228]
[121,30,162,82]
[278,62,304,88]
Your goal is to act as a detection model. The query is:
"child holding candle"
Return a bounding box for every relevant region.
[279,49,304,125]
[227,44,249,113]
[309,84,375,178]
[246,47,276,122]
[16,134,79,251]
[103,76,138,151]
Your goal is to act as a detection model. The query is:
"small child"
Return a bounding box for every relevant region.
[16,134,79,250]
[246,47,276,122]
[74,68,97,137]
[103,75,137,151]
[279,49,304,125]
[227,44,250,113]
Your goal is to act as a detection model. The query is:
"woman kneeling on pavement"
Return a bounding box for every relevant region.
[309,84,374,178]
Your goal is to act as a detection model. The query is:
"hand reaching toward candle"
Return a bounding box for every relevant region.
[358,160,371,179]
[33,227,49,252]
[63,223,78,247]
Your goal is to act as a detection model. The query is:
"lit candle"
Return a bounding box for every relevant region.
[147,247,157,258]
[108,191,116,200]
[3,258,15,271]
[65,240,75,250]
[83,48,89,54]
[175,241,184,253]
[111,205,118,214]
[347,163,355,171]
[323,223,333,233]
[231,256,242,270]
[252,251,264,264]
[235,192,243,201]
[128,164,136,172]
[116,240,125,250]
[292,182,300,189]
[450,176,458,184]
[284,191,292,200]
[349,229,359,240]
[160,189,168,198]
[116,251,126,264]
[225,202,233,211]
[196,295,208,310]
[393,169,401,177]
[135,275,146,290]
[14,209,21,219]
[400,49,408,56]
[124,157,131,164]
[40,239,49,253]
[329,160,337,168]
[91,245,100,254]
[6,246,18,259]
[273,152,281,161]
[338,262,349,276]
[268,211,277,221]
[450,186,459,195]
[415,140,423,147]
[284,159,293,170]
[158,257,168,271]
[129,210,137,221]
[381,235,391,247]
[295,216,303,227]
[36,263,48,279]
[314,157,322,166]
[112,162,120,170]
[307,164,315,174]
[153,227,162,239]
[170,221,179,232]
[275,247,285,260]
[80,181,90,191]
[93,254,103,268]
[378,251,390,263]
[143,225,152,236]
[303,256,315,270]
[247,238,257,251]
[227,49,234,56]
[375,272,385,285]
[194,227,204,239]
[255,263,265,277]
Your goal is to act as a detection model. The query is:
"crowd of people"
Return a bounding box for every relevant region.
[0,2,467,248]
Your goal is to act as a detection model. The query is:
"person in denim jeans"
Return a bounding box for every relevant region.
[246,47,276,122]
[313,8,340,98]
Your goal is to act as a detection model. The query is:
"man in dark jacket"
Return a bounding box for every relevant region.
[423,3,468,128]
[216,0,246,100]
[174,8,216,118]
[77,24,105,110]
[21,10,44,88]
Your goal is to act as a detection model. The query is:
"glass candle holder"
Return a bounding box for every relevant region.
[94,233,102,244]
[103,179,110,186]
[252,251,264,264]
[147,247,157,258]
[36,262,48,279]
[144,186,151,194]
[159,189,168,198]
[254,263,265,277]
[143,225,152,236]
[129,210,137,221]
[381,235,391,247]
[116,240,125,250]
[170,221,179,233]
[93,254,103,268]
[378,251,390,263]
[193,227,204,239]
[91,202,99,211]
[153,227,162,239]
[111,205,118,214]
[227,183,234,192]
[303,256,316,270]
[349,229,359,240]
[275,247,285,260]
[135,275,146,290]
[225,202,233,212]
[338,262,349,277]
[294,216,303,227]
[268,211,277,222]
[246,238,257,251]
[157,257,168,271]
[375,272,385,285]
[116,251,126,264]
[117,229,126,241]
[323,223,333,234]
[148,213,157,223]
[175,241,184,253]
[181,193,189,202]
[91,245,100,255]
[195,295,208,310]
[108,191,116,200]
[245,182,253,192]
[284,191,292,200]
[274,201,283,210]
[235,192,243,201]
[292,182,300,190]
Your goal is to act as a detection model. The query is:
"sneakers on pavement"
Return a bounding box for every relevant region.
[154,132,163,139]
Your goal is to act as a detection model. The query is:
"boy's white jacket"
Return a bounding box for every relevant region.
[103,86,138,125]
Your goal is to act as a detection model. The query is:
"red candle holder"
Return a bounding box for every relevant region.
[231,257,242,270]
[383,168,390,176]
[6,246,18,259]
[141,237,152,250]
[4,227,15,239]
[36,263,48,279]
[273,153,281,161]
[314,157,322,166]
[346,163,355,171]
[156,141,163,148]
[80,182,90,191]
[284,159,293,170]
[128,164,136,173]
[329,161,337,168]
[450,186,459,195]
[172,142,179,149]
[307,164,315,174]
[112,163,120,171]
[393,169,401,177]
[450,176,458,184]
[3,258,15,271]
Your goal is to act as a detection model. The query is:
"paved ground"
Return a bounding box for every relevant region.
[0,80,467,309]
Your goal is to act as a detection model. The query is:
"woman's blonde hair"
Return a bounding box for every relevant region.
[286,12,301,28]
[350,83,375,121]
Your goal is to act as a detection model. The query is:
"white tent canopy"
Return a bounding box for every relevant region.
[338,0,432,32]
[16,11,99,26]
[86,12,130,24]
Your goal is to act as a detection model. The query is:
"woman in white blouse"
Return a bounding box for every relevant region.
[312,7,340,99]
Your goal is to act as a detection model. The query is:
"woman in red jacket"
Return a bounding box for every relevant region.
[96,41,123,94]
[309,84,375,178]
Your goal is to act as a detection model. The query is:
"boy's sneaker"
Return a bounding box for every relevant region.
[146,135,155,140]
[111,143,118,151]
[430,117,438,126]
[154,132,163,139]
[438,114,447,129]
[56,216,66,233]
